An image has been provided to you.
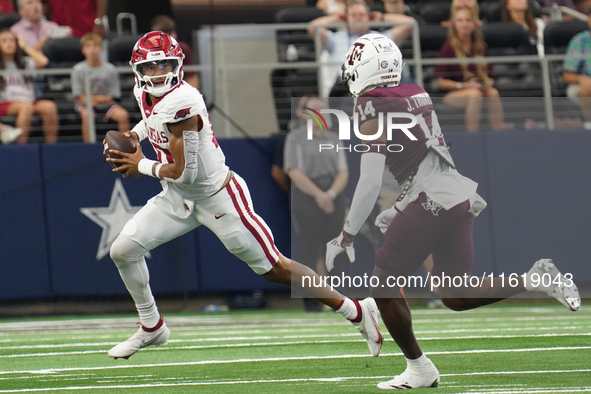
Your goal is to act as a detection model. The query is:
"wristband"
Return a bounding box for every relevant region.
[138,158,159,177]
[154,163,163,179]
[327,189,337,199]
[456,82,462,90]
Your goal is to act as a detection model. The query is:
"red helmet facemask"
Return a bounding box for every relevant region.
[130,31,185,97]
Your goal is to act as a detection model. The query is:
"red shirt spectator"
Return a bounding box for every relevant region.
[434,41,493,82]
[0,0,14,14]
[42,0,107,37]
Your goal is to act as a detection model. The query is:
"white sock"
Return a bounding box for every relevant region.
[406,354,430,370]
[111,235,161,328]
[336,298,359,321]
[137,301,161,328]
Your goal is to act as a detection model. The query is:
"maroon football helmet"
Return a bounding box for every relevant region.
[130,31,185,97]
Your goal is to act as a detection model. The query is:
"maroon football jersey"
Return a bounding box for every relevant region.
[355,83,446,183]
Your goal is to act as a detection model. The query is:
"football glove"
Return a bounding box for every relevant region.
[375,206,398,234]
[326,232,355,272]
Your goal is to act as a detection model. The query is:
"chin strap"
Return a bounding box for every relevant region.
[142,72,176,96]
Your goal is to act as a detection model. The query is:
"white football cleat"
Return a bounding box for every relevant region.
[351,298,383,357]
[1,125,23,144]
[525,259,581,311]
[378,359,440,389]
[108,316,170,359]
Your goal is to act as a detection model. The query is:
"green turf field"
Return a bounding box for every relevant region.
[0,304,589,393]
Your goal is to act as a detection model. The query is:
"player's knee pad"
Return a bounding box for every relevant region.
[110,234,148,268]
[220,230,250,255]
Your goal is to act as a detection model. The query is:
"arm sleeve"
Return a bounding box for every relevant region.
[131,120,148,141]
[164,130,200,185]
[343,152,386,235]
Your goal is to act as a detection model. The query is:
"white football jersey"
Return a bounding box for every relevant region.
[132,82,229,218]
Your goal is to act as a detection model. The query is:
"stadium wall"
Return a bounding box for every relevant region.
[0,131,589,301]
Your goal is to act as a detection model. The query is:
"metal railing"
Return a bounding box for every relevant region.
[0,20,578,142]
[199,21,572,135]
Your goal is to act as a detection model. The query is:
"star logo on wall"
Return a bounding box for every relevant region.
[80,179,146,260]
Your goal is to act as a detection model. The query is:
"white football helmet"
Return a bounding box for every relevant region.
[341,33,404,97]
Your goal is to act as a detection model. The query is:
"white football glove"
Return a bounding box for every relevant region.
[375,206,398,234]
[326,232,355,272]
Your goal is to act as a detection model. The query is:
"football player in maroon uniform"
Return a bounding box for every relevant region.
[325,33,581,389]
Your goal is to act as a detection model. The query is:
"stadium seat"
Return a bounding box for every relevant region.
[544,21,588,98]
[43,37,85,67]
[420,2,450,25]
[40,38,87,139]
[482,22,542,97]
[0,13,20,29]
[480,1,502,22]
[108,35,142,66]
[420,25,448,58]
[544,20,588,54]
[482,22,532,54]
[418,25,448,95]
[270,68,318,132]
[271,7,324,131]
[275,7,326,62]
[530,0,543,18]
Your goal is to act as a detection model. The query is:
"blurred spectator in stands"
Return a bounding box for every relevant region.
[574,0,591,14]
[0,0,14,13]
[42,0,107,37]
[11,0,70,51]
[563,15,591,129]
[308,0,415,96]
[71,33,128,142]
[380,0,424,23]
[442,0,480,27]
[534,0,577,14]
[435,8,510,132]
[501,0,545,56]
[150,15,199,89]
[284,95,348,312]
[0,30,58,143]
[316,0,347,14]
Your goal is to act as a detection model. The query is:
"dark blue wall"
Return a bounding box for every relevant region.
[0,132,589,301]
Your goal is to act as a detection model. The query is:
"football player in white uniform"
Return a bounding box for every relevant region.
[325,34,581,389]
[104,31,383,360]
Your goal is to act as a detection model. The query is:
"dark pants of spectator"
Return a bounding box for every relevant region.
[291,176,346,312]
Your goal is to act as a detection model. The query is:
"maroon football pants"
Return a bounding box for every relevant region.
[375,193,474,280]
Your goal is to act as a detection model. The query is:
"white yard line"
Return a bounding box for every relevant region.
[0,310,588,333]
[0,324,584,344]
[1,332,590,351]
[0,369,589,393]
[1,346,590,375]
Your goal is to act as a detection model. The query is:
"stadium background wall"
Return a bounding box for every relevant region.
[0,131,590,301]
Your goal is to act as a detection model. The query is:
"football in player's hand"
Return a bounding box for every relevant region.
[104,130,141,178]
